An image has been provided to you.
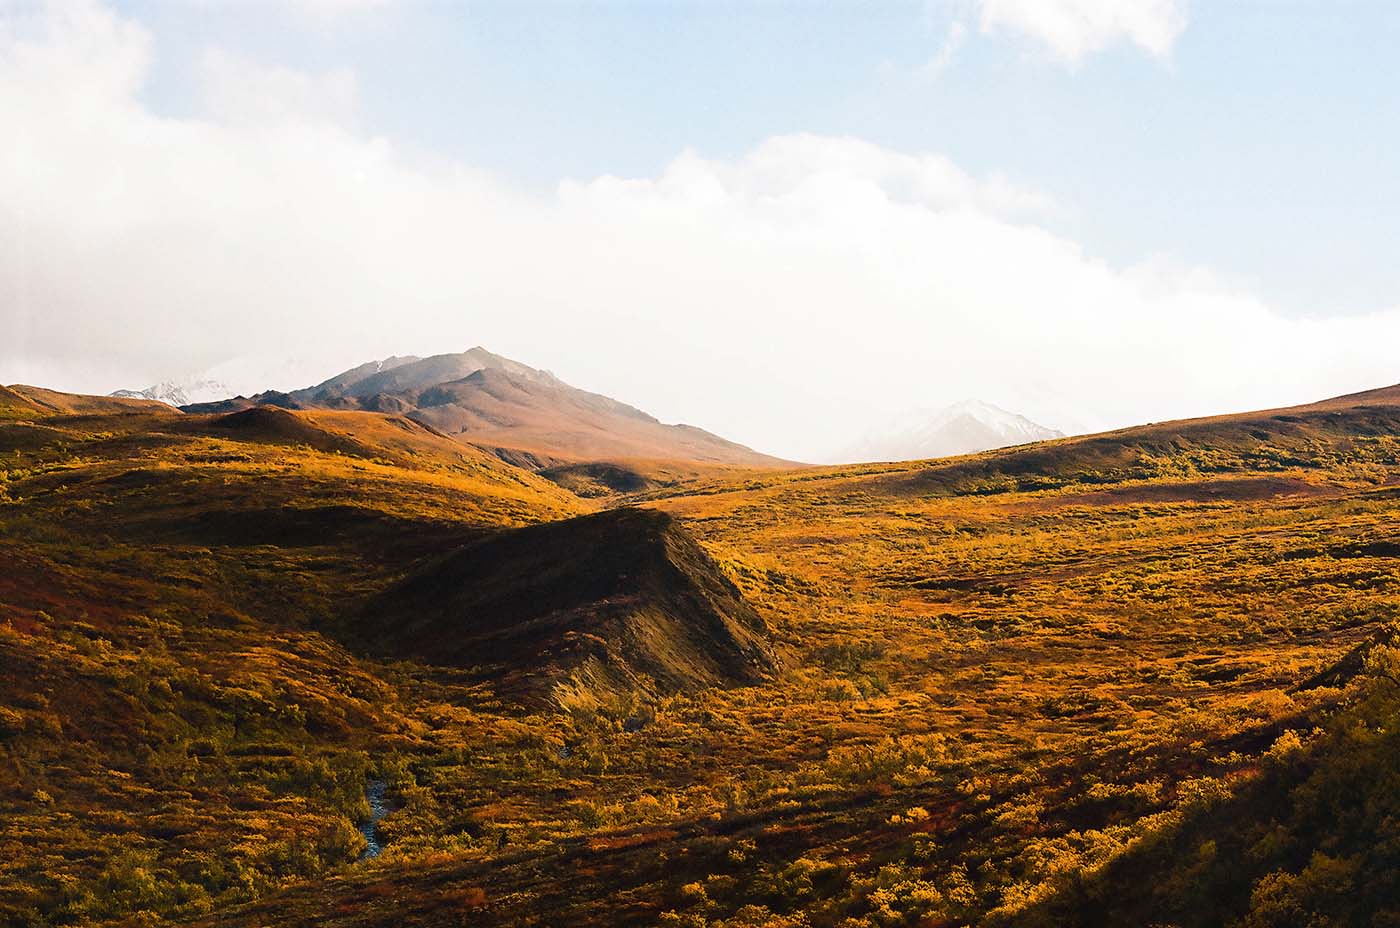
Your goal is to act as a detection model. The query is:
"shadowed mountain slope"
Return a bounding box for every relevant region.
[349,507,774,704]
[194,406,475,469]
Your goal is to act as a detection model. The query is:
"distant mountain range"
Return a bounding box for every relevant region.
[113,353,1062,469]
[109,355,322,409]
[840,399,1064,462]
[119,347,788,469]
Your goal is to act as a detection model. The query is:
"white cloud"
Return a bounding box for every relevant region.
[919,20,968,77]
[975,0,1188,64]
[4,1,1398,463]
[199,48,359,129]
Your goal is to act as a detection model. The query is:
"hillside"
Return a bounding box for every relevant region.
[182,348,790,470]
[0,388,595,926]
[7,382,1400,927]
[5,384,179,417]
[348,508,774,705]
[0,385,42,419]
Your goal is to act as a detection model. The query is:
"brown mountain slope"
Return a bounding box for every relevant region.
[184,348,791,469]
[406,367,785,466]
[4,384,178,417]
[187,406,492,470]
[301,354,423,398]
[347,507,775,706]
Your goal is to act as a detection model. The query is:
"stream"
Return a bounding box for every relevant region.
[358,778,389,860]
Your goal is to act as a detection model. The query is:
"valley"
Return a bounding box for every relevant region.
[8,2,1393,924]
[3,376,1400,927]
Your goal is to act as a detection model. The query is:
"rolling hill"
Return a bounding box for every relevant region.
[5,383,179,417]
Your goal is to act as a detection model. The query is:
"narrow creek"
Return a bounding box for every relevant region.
[358,778,389,860]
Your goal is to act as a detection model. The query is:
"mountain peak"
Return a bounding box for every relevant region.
[111,377,235,407]
[161,346,789,469]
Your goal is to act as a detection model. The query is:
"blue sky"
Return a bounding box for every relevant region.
[117,0,1400,318]
[7,0,1400,459]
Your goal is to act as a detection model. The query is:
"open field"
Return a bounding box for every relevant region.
[4,389,1400,926]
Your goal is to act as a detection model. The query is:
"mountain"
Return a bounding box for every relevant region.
[186,347,791,469]
[110,354,358,410]
[297,354,423,398]
[839,398,1064,462]
[112,378,235,407]
[296,348,540,402]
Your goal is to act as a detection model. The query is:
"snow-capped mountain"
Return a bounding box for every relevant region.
[839,399,1064,463]
[112,379,236,407]
[110,354,343,408]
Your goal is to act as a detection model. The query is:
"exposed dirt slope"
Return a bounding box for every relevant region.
[350,508,775,704]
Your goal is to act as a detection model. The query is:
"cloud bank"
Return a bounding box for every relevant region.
[4,0,1398,462]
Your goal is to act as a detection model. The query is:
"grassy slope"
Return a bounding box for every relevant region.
[6,388,1400,926]
[0,400,585,925]
[5,385,178,417]
[172,390,1400,928]
[0,386,43,421]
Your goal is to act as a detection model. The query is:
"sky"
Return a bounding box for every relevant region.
[4,0,1400,461]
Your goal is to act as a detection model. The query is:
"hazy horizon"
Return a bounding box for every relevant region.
[6,0,1400,461]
